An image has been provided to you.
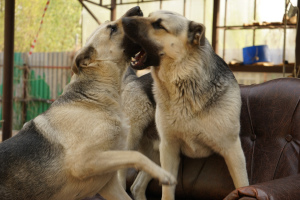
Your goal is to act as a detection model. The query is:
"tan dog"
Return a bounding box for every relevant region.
[122,10,249,200]
[0,7,176,200]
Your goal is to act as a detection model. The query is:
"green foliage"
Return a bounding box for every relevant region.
[0,0,82,52]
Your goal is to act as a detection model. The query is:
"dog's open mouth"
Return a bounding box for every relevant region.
[128,44,160,70]
[122,17,161,70]
[131,50,147,68]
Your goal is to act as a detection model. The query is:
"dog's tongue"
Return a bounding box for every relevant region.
[131,50,147,68]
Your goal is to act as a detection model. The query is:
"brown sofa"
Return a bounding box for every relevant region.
[86,78,300,200]
[126,78,300,200]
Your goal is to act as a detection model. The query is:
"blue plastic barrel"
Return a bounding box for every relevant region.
[242,45,271,65]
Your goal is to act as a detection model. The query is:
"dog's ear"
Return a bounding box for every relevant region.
[72,46,96,74]
[188,21,206,46]
[122,6,143,17]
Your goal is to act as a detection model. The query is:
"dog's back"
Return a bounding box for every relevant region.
[122,67,155,108]
[122,67,157,149]
[0,121,66,200]
[123,67,154,102]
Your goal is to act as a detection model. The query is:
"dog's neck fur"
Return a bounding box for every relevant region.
[56,61,129,109]
[78,61,127,94]
[151,41,234,117]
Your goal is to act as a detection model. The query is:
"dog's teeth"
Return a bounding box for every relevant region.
[135,52,140,57]
[131,61,137,66]
[131,57,136,62]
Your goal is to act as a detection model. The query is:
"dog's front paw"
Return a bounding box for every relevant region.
[160,172,177,186]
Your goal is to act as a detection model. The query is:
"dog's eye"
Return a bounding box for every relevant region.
[107,25,118,36]
[152,19,167,32]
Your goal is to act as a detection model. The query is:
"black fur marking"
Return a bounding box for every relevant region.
[122,17,161,69]
[121,7,144,60]
[152,18,168,32]
[212,52,236,81]
[174,50,236,115]
[52,80,100,106]
[0,121,65,200]
[202,52,236,109]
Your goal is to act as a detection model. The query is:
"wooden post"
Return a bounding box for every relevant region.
[111,0,116,21]
[2,0,15,141]
[212,0,220,53]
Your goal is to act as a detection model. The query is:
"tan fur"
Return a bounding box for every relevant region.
[122,10,249,200]
[0,7,176,200]
[41,13,176,200]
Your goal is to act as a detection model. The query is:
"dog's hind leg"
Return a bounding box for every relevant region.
[118,125,145,188]
[131,140,160,200]
[222,138,249,188]
[100,173,132,200]
[118,125,148,189]
[130,171,152,200]
[118,169,128,190]
[70,150,176,186]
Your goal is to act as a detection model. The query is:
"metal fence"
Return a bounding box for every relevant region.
[0,52,73,130]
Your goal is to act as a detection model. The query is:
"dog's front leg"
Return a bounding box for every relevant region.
[159,139,181,200]
[70,150,176,186]
[222,138,249,188]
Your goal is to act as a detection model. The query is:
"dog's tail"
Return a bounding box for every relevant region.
[123,66,137,85]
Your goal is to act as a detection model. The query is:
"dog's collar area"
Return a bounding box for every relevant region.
[130,49,147,68]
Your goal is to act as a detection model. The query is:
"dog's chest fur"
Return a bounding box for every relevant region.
[152,54,241,157]
[153,65,228,119]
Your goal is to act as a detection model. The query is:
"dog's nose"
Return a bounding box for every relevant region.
[137,7,143,17]
[123,6,143,17]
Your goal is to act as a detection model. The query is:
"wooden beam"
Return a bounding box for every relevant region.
[78,0,101,25]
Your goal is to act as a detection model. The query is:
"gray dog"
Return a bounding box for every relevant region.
[119,67,160,200]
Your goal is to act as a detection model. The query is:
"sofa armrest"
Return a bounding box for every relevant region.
[224,174,300,200]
